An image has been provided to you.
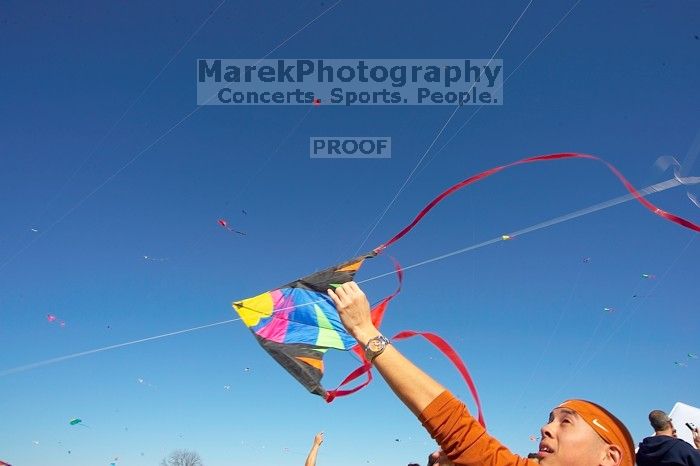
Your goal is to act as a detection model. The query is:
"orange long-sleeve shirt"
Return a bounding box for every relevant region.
[419,390,539,466]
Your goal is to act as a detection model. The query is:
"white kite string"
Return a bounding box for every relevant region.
[2,176,689,377]
[351,0,535,257]
[360,177,694,284]
[30,0,230,227]
[0,319,239,376]
[413,0,584,180]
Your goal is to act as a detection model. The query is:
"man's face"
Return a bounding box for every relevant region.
[538,408,607,466]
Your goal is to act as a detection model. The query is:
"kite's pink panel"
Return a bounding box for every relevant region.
[256,289,291,343]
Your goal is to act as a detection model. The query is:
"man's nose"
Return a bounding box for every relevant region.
[541,422,554,438]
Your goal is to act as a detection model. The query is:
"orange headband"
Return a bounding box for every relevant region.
[558,400,634,466]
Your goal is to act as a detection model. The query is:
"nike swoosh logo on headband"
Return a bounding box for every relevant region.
[592,418,609,432]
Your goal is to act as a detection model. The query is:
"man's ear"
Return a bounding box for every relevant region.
[601,445,622,466]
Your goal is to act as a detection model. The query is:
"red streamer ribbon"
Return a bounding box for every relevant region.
[392,330,485,427]
[374,152,699,253]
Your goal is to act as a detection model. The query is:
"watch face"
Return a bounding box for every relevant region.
[368,337,385,352]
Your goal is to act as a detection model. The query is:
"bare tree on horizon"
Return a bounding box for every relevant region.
[159,449,203,466]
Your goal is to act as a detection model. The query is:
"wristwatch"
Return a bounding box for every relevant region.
[364,335,391,362]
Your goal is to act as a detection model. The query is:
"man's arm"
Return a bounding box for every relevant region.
[304,432,324,466]
[330,282,533,466]
[328,282,444,416]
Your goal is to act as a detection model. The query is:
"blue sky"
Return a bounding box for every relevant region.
[1,1,699,465]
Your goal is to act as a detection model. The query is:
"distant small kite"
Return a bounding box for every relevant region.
[641,273,655,279]
[47,314,66,327]
[136,377,154,387]
[603,307,615,313]
[218,219,246,236]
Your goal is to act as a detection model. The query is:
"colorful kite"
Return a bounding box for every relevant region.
[231,152,700,425]
[233,253,484,422]
[233,254,374,398]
